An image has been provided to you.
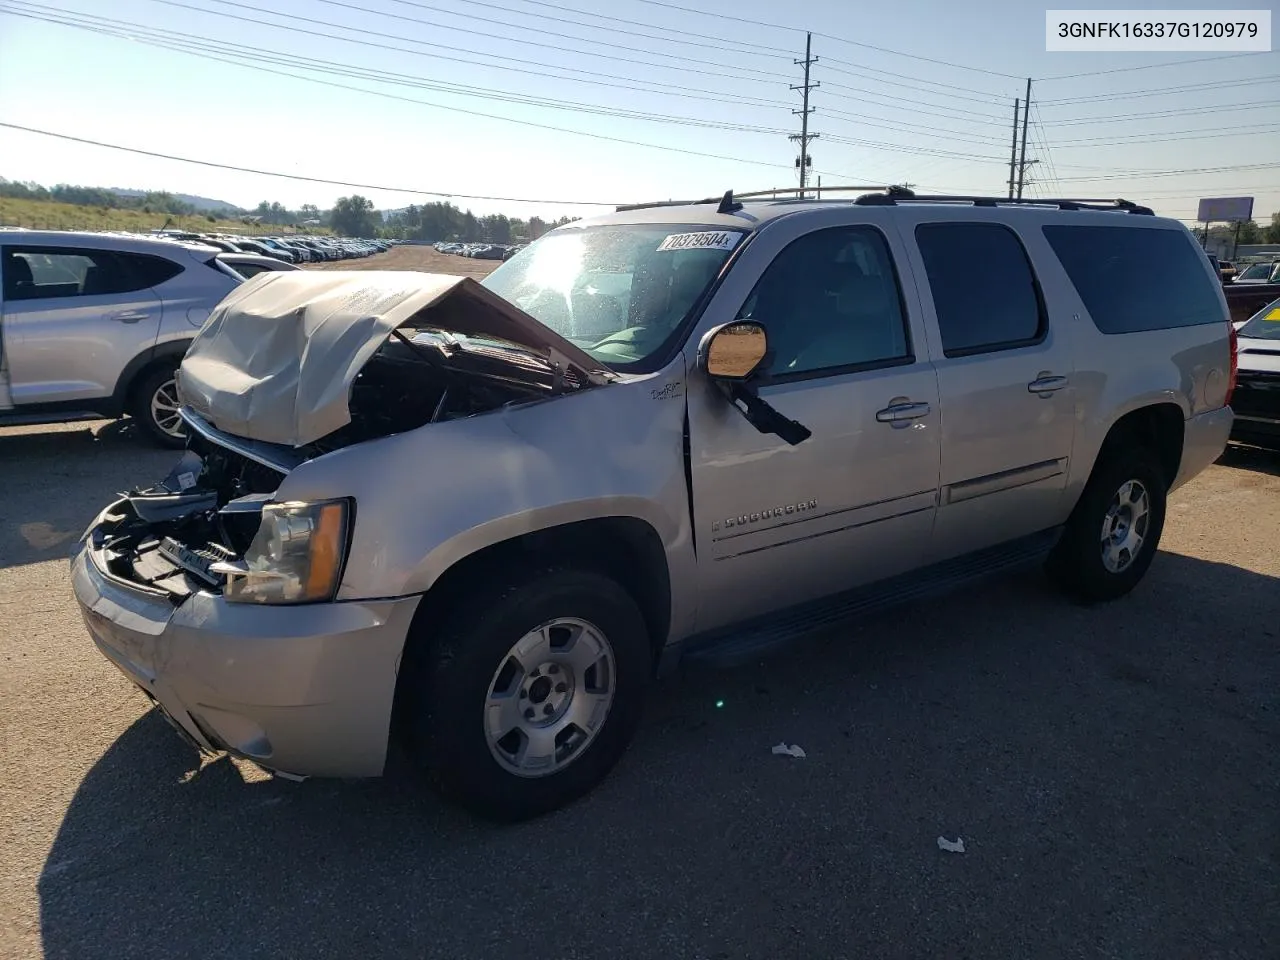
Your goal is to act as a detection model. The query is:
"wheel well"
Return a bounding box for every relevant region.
[125,358,179,408]
[408,517,672,666]
[1100,404,1184,485]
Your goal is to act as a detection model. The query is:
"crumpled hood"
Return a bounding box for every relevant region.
[177,270,612,447]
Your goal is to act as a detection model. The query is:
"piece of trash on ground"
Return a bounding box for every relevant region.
[936,836,966,854]
[771,742,807,759]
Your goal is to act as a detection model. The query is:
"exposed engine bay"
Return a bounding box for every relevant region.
[305,329,580,455]
[88,326,587,601]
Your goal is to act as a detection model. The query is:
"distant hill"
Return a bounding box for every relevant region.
[111,188,243,214]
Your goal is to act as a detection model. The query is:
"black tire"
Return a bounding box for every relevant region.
[1047,446,1167,602]
[129,365,186,449]
[400,568,650,821]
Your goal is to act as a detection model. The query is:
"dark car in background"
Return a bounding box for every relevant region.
[1231,296,1280,450]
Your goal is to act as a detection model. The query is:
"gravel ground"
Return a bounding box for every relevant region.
[302,244,501,279]
[1,418,1277,960]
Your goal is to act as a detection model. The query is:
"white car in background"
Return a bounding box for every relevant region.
[0,230,240,446]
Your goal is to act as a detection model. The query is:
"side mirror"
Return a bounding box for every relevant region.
[698,321,769,381]
[696,320,811,446]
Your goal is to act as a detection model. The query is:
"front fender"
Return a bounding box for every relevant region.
[274,363,698,638]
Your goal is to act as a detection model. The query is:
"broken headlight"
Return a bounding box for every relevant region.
[214,499,350,604]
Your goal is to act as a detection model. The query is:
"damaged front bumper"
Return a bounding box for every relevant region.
[71,502,420,779]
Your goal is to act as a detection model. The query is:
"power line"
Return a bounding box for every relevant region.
[1049,122,1280,147]
[402,0,793,59]
[310,0,794,82]
[818,58,1011,101]
[628,0,1022,78]
[1046,98,1280,126]
[459,0,793,57]
[10,5,996,174]
[819,78,1009,124]
[10,1,792,109]
[1037,75,1280,105]
[142,0,787,91]
[1038,50,1278,81]
[0,122,621,205]
[1051,162,1280,183]
[2,5,794,115]
[0,11,829,173]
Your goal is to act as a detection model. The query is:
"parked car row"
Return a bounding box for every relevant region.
[434,241,525,261]
[152,230,395,264]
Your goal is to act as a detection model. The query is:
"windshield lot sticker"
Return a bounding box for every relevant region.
[1265,308,1280,321]
[657,231,742,253]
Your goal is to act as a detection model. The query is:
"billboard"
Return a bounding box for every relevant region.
[1197,196,1254,223]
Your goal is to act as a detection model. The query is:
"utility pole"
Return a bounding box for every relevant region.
[1016,77,1032,199]
[790,32,819,197]
[1007,98,1020,199]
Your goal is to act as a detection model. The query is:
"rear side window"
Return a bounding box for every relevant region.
[2,247,180,300]
[1042,225,1223,334]
[915,223,1045,357]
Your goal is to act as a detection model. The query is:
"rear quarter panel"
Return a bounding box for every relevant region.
[1028,222,1230,499]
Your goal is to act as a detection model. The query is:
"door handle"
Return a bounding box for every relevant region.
[1027,375,1068,395]
[111,311,150,324]
[875,401,932,423]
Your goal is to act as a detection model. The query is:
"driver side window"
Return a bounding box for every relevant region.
[736,225,911,379]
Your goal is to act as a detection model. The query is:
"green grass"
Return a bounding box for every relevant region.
[0,196,331,236]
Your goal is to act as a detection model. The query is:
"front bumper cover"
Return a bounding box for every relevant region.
[71,514,420,779]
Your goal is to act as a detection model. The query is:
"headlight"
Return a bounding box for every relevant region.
[218,499,350,604]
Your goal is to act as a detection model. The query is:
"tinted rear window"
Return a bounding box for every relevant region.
[915,222,1045,356]
[1042,225,1223,334]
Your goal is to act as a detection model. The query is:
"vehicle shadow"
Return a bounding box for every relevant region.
[38,553,1280,960]
[0,421,175,569]
[1218,441,1280,478]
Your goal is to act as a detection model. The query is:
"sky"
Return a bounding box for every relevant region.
[0,0,1277,224]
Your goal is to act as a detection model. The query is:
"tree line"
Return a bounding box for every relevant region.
[1,179,579,241]
[377,199,577,244]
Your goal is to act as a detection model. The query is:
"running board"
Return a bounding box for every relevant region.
[674,527,1062,670]
[0,410,102,427]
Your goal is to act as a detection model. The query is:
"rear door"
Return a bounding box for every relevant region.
[0,245,165,405]
[895,214,1077,562]
[686,211,942,631]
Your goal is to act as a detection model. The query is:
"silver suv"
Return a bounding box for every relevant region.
[0,230,240,445]
[70,190,1235,820]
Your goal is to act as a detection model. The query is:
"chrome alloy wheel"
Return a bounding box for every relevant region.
[484,617,615,778]
[149,377,185,439]
[1100,479,1150,574]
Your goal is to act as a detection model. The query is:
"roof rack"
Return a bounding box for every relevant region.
[614,184,903,213]
[615,187,1154,216]
[852,193,1154,215]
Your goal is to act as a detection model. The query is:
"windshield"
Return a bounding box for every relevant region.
[480,223,744,370]
[1239,297,1280,340]
[1236,263,1276,281]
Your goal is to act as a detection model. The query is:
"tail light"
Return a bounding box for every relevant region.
[1225,321,1239,406]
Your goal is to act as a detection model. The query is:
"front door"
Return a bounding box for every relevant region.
[686,213,941,633]
[1,246,163,405]
[895,215,1077,562]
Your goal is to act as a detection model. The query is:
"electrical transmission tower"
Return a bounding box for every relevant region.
[790,32,819,197]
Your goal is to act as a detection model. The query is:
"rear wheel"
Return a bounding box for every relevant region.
[1047,447,1167,602]
[130,366,186,449]
[401,568,650,821]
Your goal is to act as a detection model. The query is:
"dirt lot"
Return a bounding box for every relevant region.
[304,244,501,279]
[1,420,1278,959]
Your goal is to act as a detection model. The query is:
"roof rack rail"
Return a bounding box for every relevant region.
[853,193,1154,215]
[614,184,903,212]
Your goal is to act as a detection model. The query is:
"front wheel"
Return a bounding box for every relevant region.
[401,569,650,821]
[1047,448,1168,602]
[130,366,187,449]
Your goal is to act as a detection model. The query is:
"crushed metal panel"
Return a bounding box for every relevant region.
[177,270,611,448]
